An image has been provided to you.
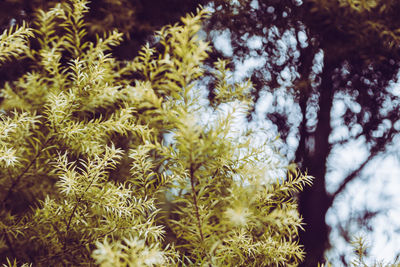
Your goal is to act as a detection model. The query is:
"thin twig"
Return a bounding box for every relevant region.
[1,137,52,207]
[189,164,213,266]
[329,124,398,205]
[189,164,204,242]
[329,151,376,207]
[3,229,17,260]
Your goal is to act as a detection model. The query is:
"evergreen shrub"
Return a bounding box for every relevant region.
[0,0,312,266]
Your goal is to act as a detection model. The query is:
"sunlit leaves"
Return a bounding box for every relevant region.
[124,8,211,102]
[0,112,41,168]
[0,22,33,64]
[93,236,167,267]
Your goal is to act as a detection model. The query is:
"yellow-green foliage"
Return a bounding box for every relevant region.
[0,0,312,266]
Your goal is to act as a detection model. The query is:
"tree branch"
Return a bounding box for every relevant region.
[329,151,376,207]
[189,164,204,242]
[1,137,52,207]
[329,124,398,206]
[331,132,363,147]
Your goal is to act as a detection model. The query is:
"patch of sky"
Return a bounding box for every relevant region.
[286,132,299,156]
[394,120,400,131]
[372,119,392,138]
[284,96,300,121]
[9,18,16,27]
[252,87,301,160]
[293,50,300,59]
[326,137,369,194]
[196,28,208,42]
[312,50,324,73]
[306,105,318,130]
[270,29,297,68]
[330,93,363,143]
[280,66,292,82]
[212,29,233,57]
[381,80,400,118]
[350,123,362,136]
[293,0,303,6]
[275,40,288,66]
[279,66,298,87]
[194,84,214,124]
[254,91,273,121]
[330,125,349,143]
[388,82,400,96]
[262,27,267,35]
[362,111,371,123]
[230,0,240,6]
[350,102,361,113]
[260,67,272,81]
[332,98,346,117]
[250,0,259,9]
[283,29,298,48]
[230,0,240,14]
[234,56,266,81]
[341,64,351,78]
[268,26,279,39]
[162,131,175,147]
[240,33,249,41]
[247,35,263,50]
[204,2,215,12]
[391,135,400,159]
[378,97,393,118]
[297,30,308,48]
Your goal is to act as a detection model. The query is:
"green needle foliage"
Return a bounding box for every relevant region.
[0,0,312,266]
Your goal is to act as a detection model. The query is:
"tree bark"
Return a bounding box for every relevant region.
[298,56,336,267]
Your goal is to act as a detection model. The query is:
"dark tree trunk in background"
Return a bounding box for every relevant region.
[297,56,336,267]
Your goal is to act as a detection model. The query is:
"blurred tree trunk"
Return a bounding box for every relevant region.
[296,54,336,266]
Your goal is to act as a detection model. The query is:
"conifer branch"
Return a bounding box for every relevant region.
[64,151,117,249]
[189,164,204,242]
[1,137,52,207]
[0,22,33,64]
[189,164,215,266]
